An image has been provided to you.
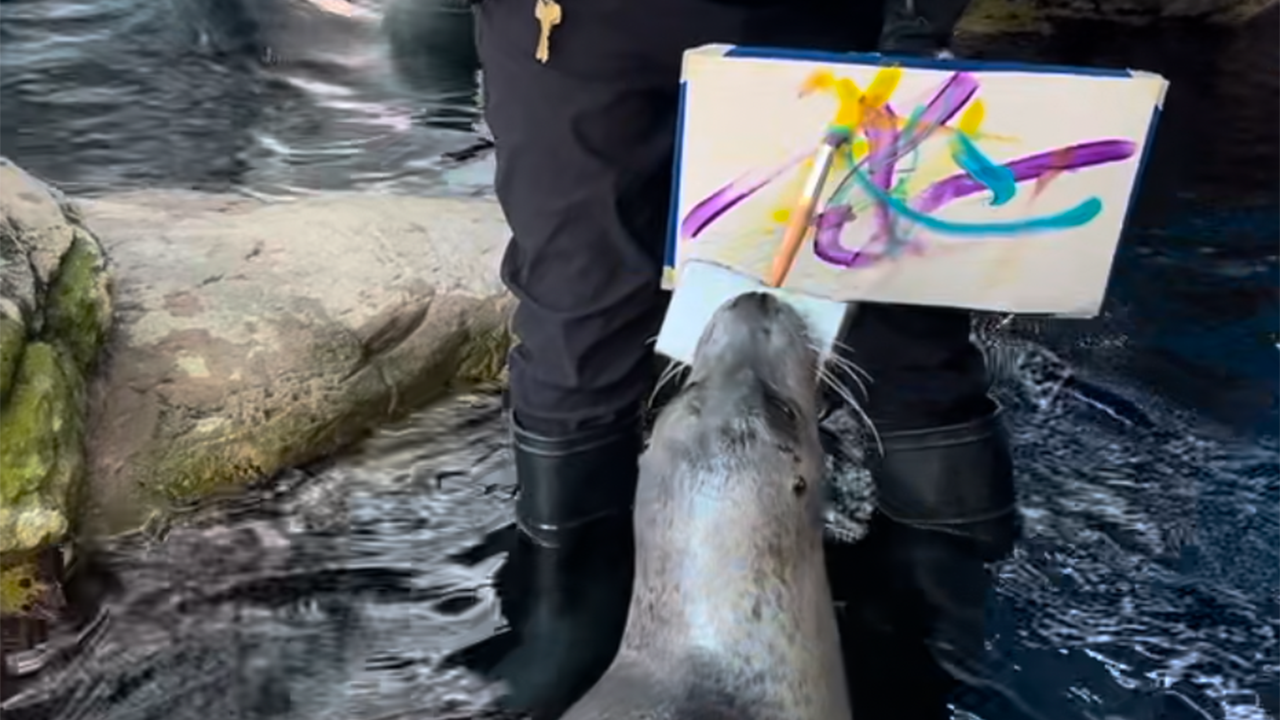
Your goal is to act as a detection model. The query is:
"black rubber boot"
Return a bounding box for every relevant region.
[870,404,1019,564]
[833,404,1019,719]
[487,414,643,720]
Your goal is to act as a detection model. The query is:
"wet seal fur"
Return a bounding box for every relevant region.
[562,292,851,720]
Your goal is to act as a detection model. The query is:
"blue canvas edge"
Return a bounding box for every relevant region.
[662,78,690,281]
[722,45,1133,77]
[1086,100,1166,315]
[1120,102,1166,234]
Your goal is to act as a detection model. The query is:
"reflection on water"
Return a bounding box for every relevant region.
[0,0,491,197]
[0,390,517,720]
[0,0,1276,718]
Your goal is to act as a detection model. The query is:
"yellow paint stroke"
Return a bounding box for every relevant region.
[796,67,1033,204]
[800,67,1019,152]
[862,67,902,110]
[801,67,903,135]
[903,98,990,195]
[957,98,985,136]
[850,137,870,161]
[759,67,1016,244]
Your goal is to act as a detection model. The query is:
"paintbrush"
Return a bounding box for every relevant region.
[655,127,857,366]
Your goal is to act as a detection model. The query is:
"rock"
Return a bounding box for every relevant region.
[79,192,514,536]
[0,548,64,620]
[957,0,1273,33]
[0,158,113,619]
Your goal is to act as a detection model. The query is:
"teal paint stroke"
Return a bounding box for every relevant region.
[949,133,1016,206]
[852,169,1103,236]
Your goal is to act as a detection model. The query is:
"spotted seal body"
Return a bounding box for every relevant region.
[562,292,851,720]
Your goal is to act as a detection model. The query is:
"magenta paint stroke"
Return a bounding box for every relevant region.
[679,69,1139,271]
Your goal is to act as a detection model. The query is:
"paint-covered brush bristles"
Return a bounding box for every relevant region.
[655,127,854,368]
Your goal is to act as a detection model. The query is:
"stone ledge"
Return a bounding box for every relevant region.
[78,192,515,537]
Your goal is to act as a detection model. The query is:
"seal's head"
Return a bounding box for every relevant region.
[644,291,826,542]
[687,291,822,420]
[578,292,851,720]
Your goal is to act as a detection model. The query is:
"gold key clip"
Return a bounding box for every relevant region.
[534,0,562,64]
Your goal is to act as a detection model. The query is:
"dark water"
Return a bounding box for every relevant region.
[0,0,492,197]
[1,1,1276,719]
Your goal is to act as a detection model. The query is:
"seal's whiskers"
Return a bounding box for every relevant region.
[648,358,688,409]
[818,364,882,453]
[826,337,874,384]
[822,349,871,399]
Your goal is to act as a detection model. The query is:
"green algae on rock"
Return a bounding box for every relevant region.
[0,343,84,555]
[45,231,113,374]
[0,161,112,579]
[0,308,25,403]
[958,0,1274,32]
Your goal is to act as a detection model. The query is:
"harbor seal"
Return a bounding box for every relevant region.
[562,292,852,720]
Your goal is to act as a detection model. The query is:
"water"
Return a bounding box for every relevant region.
[0,1,1276,718]
[0,0,493,197]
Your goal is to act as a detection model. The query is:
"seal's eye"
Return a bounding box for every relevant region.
[763,387,798,425]
[792,476,807,495]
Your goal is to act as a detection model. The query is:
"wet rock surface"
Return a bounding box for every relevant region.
[78,192,514,537]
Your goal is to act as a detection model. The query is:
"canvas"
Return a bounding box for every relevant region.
[663,45,1169,317]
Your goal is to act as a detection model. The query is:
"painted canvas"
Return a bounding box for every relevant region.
[664,45,1169,317]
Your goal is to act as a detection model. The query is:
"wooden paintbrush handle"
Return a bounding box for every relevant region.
[766,199,819,288]
[765,138,843,289]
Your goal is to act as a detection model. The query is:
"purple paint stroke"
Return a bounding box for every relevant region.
[710,73,981,267]
[915,139,1137,214]
[863,103,900,250]
[814,139,1138,268]
[813,205,869,266]
[824,72,980,244]
[871,72,979,170]
[680,148,811,240]
[682,72,978,244]
[862,74,980,253]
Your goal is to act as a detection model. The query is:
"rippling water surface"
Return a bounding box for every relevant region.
[0,0,1276,718]
[0,0,492,197]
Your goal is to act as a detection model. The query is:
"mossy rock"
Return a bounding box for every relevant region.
[124,314,515,515]
[45,230,112,374]
[958,0,1271,30]
[0,549,64,619]
[0,161,112,601]
[0,308,25,403]
[959,0,1054,34]
[454,307,515,386]
[0,342,85,555]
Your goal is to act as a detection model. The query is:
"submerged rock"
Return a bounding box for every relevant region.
[0,158,113,618]
[80,192,514,537]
